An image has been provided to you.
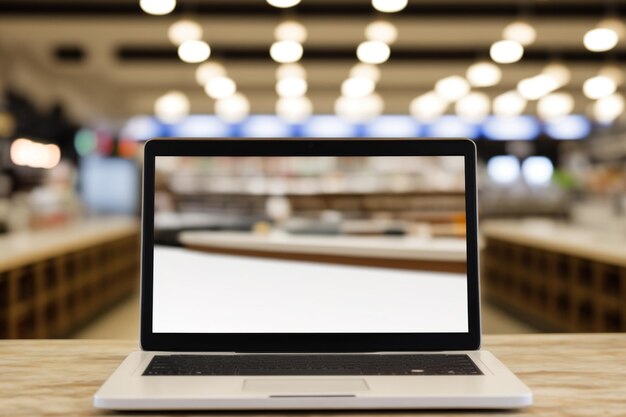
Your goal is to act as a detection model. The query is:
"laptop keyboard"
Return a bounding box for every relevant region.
[143,354,482,376]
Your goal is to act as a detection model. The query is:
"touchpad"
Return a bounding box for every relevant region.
[243,379,369,395]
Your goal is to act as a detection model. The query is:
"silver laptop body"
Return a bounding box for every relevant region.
[94,138,532,410]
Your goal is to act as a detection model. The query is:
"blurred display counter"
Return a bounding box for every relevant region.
[481,219,626,332]
[0,218,140,339]
[180,231,467,273]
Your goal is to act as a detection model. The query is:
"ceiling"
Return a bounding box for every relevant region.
[0,0,625,128]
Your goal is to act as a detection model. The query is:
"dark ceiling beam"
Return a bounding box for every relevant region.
[112,46,626,63]
[3,1,626,18]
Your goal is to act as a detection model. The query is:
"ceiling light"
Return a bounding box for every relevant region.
[276,96,313,123]
[371,0,408,13]
[487,155,520,185]
[544,115,591,140]
[583,75,617,99]
[466,62,502,87]
[168,19,203,45]
[584,27,619,52]
[489,40,524,64]
[266,0,301,8]
[276,63,306,80]
[455,92,490,122]
[140,0,176,15]
[205,76,237,99]
[335,93,384,122]
[270,40,303,63]
[349,63,381,82]
[593,93,624,123]
[195,62,226,85]
[409,91,448,121]
[542,63,571,87]
[537,92,575,121]
[502,21,536,46]
[177,40,210,63]
[493,91,527,117]
[154,91,189,123]
[483,116,539,140]
[356,41,390,64]
[274,20,307,43]
[522,156,553,186]
[599,65,624,85]
[365,21,398,44]
[434,75,470,102]
[517,74,559,100]
[10,138,61,170]
[215,93,250,123]
[341,77,376,98]
[276,77,308,97]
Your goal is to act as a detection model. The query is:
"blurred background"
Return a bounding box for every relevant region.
[0,0,624,340]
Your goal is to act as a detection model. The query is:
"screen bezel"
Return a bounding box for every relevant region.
[140,138,481,352]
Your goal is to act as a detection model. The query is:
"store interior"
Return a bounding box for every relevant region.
[0,0,625,340]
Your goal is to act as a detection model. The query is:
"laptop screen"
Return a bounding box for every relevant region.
[152,155,468,334]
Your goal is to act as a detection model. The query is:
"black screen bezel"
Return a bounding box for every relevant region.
[140,138,481,352]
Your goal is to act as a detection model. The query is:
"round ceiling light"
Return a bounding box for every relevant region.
[168,19,203,45]
[335,93,384,122]
[455,92,490,122]
[270,40,304,63]
[371,0,408,13]
[489,40,524,64]
[583,75,617,99]
[274,20,307,43]
[599,65,624,85]
[177,40,210,63]
[522,157,554,186]
[537,92,575,121]
[409,91,448,121]
[517,74,559,100]
[195,62,226,85]
[592,93,625,123]
[487,155,520,185]
[341,77,376,98]
[215,93,250,123]
[466,62,502,87]
[276,63,306,80]
[542,63,571,87]
[276,77,308,97]
[434,75,470,102]
[266,0,301,8]
[205,76,237,99]
[140,0,176,15]
[583,27,619,52]
[502,21,536,46]
[154,91,189,123]
[349,63,381,83]
[356,41,391,64]
[365,21,398,44]
[276,96,313,123]
[493,91,527,117]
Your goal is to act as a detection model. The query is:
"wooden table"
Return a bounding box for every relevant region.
[1,334,624,416]
[180,231,467,273]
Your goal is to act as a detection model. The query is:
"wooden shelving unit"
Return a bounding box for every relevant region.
[0,219,140,339]
[481,220,626,332]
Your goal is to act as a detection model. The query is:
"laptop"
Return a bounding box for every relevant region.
[94,138,532,410]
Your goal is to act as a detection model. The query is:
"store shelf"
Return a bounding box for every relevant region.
[0,218,140,339]
[481,219,626,332]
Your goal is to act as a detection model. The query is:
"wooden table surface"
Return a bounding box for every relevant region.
[1,334,625,416]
